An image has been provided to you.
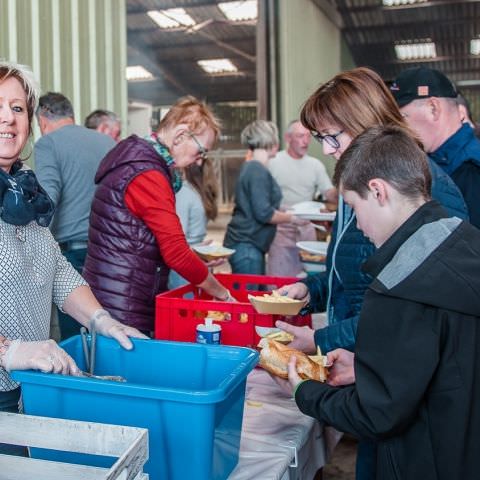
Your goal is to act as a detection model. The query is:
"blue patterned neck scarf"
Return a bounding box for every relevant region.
[144,133,183,193]
[0,162,54,226]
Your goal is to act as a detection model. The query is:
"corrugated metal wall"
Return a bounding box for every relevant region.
[0,0,127,158]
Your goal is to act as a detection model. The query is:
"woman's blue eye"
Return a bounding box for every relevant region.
[12,105,24,113]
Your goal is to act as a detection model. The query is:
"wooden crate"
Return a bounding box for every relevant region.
[0,412,148,480]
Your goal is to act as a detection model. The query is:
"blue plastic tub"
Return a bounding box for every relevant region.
[12,337,258,480]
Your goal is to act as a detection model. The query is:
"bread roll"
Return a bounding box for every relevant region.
[258,338,328,382]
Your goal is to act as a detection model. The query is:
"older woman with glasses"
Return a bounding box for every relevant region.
[83,96,234,336]
[272,67,468,480]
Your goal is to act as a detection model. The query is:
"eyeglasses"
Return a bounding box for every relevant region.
[311,130,344,150]
[188,132,208,161]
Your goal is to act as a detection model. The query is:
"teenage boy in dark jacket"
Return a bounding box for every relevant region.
[284,125,480,480]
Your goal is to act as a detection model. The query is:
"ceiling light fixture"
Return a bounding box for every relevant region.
[147,8,196,29]
[126,65,154,81]
[218,1,258,21]
[198,59,238,75]
[383,0,427,6]
[395,41,437,60]
[470,39,480,55]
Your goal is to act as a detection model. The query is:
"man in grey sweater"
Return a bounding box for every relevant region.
[35,92,115,339]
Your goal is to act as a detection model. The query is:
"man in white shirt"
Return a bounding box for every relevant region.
[267,120,335,277]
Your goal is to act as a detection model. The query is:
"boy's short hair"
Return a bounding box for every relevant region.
[333,125,432,201]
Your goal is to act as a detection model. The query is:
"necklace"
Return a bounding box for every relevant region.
[144,134,183,193]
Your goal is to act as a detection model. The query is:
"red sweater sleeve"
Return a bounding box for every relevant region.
[124,170,208,285]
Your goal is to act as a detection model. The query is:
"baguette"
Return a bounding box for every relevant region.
[258,338,328,382]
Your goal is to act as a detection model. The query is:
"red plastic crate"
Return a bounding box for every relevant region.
[155,273,312,348]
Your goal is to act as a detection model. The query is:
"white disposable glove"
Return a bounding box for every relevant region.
[91,309,149,349]
[3,339,80,375]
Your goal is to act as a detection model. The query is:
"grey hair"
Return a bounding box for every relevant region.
[0,60,40,131]
[286,119,301,133]
[84,109,119,129]
[241,120,279,150]
[36,91,74,121]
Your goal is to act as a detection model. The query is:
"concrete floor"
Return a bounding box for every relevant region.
[323,435,357,479]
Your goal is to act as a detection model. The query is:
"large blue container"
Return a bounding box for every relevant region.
[12,337,258,480]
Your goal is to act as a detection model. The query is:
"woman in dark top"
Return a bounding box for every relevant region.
[224,120,305,274]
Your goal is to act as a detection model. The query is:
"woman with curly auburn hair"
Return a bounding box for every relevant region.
[84,96,234,335]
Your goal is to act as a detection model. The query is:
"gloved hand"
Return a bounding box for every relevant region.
[3,339,80,375]
[91,309,149,349]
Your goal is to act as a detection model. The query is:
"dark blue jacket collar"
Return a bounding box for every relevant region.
[430,123,480,175]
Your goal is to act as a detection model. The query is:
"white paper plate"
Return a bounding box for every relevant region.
[296,212,336,221]
[291,201,326,213]
[255,326,281,337]
[296,241,329,255]
[290,201,336,222]
[302,262,327,273]
[192,245,235,257]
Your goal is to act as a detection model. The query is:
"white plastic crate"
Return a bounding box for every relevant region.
[0,412,148,480]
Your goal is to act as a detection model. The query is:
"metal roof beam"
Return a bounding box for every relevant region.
[311,0,343,28]
[127,32,254,54]
[337,0,479,14]
[367,55,480,67]
[342,15,477,35]
[127,1,218,14]
[128,19,255,34]
[128,41,202,98]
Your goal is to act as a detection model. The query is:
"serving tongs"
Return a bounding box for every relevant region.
[79,323,126,382]
[80,323,96,375]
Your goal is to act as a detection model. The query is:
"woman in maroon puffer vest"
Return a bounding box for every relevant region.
[83,96,233,335]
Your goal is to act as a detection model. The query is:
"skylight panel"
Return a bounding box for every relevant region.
[147,8,195,29]
[126,65,153,81]
[395,41,437,60]
[383,0,428,6]
[218,1,258,21]
[471,39,480,55]
[198,59,238,75]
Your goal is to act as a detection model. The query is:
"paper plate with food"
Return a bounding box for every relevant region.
[192,244,235,262]
[258,338,329,382]
[290,201,336,222]
[248,292,307,315]
[255,326,294,343]
[297,241,328,273]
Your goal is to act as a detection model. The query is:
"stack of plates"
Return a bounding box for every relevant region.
[290,201,336,222]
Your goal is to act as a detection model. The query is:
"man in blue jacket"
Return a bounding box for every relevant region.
[391,66,480,228]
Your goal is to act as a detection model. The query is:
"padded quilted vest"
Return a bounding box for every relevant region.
[83,135,173,332]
